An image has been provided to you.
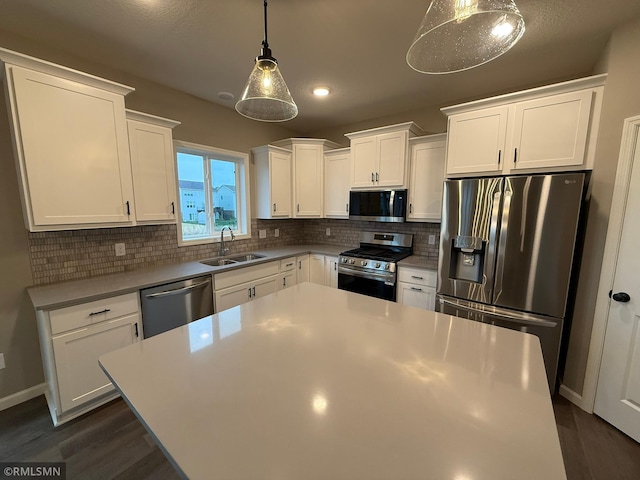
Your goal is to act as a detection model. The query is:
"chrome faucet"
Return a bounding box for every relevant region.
[219,226,235,256]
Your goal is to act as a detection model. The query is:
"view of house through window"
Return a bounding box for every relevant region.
[175,142,249,245]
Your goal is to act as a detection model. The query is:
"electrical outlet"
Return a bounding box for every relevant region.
[428,234,436,245]
[115,243,126,256]
[326,228,331,236]
[0,353,5,370]
[259,229,267,239]
[274,228,280,237]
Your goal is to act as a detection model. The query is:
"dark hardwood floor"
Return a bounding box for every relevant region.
[1,394,639,479]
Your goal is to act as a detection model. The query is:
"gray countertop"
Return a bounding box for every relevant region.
[27,244,436,310]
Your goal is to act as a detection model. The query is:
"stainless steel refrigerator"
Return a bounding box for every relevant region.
[436,172,587,390]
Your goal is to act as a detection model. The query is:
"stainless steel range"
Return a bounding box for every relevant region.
[338,231,413,301]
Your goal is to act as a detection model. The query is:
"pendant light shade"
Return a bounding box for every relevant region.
[235,0,297,122]
[406,0,525,74]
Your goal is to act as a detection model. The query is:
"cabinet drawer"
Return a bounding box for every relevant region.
[50,292,139,335]
[398,267,437,287]
[280,257,297,272]
[214,261,279,290]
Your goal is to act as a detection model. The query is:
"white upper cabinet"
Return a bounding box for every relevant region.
[442,75,606,177]
[252,145,292,219]
[273,138,340,218]
[407,134,446,222]
[324,148,351,218]
[346,122,424,189]
[126,110,180,224]
[0,48,136,231]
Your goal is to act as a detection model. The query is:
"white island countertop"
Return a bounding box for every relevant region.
[99,283,566,480]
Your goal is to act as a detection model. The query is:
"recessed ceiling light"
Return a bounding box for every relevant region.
[313,87,330,97]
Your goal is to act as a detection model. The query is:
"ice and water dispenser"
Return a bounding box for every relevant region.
[448,235,485,284]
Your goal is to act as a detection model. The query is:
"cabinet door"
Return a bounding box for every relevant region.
[397,282,436,311]
[253,275,279,299]
[351,137,377,188]
[324,256,338,288]
[270,150,292,217]
[9,66,134,228]
[510,90,593,171]
[377,130,408,187]
[128,119,177,223]
[52,313,140,413]
[408,138,446,222]
[279,271,297,290]
[324,151,351,218]
[309,254,326,285]
[446,106,509,176]
[215,282,252,312]
[297,255,310,283]
[293,144,323,217]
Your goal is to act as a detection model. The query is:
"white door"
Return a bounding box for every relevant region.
[309,255,325,285]
[215,282,252,312]
[293,144,323,217]
[593,117,640,442]
[270,150,292,217]
[350,136,377,188]
[408,136,446,222]
[252,275,279,299]
[324,150,350,218]
[397,282,436,311]
[297,255,310,283]
[324,256,338,288]
[377,130,407,187]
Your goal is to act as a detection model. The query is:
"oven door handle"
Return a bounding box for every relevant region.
[338,266,395,284]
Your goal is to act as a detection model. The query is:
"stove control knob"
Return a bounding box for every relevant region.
[341,257,347,263]
[384,264,391,270]
[348,259,355,265]
[374,262,381,268]
[361,260,368,266]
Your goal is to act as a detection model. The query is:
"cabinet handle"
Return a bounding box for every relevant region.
[283,277,286,287]
[297,204,300,213]
[298,260,302,269]
[410,287,423,292]
[514,148,518,163]
[286,262,294,268]
[89,308,111,317]
[273,203,276,212]
[171,202,175,214]
[126,201,130,216]
[334,263,337,271]
[498,150,502,165]
[371,172,375,182]
[375,172,379,182]
[409,203,412,214]
[252,286,256,297]
[248,287,252,299]
[134,322,139,338]
[346,203,349,212]
[411,275,424,280]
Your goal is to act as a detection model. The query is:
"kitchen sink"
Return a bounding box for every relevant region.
[199,253,266,267]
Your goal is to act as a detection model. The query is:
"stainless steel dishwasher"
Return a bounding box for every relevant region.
[140,275,214,338]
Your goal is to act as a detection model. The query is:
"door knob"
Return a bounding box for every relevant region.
[609,291,631,302]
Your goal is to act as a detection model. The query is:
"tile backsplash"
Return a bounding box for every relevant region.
[27,219,440,285]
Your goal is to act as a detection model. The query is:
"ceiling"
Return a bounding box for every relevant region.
[1,0,639,134]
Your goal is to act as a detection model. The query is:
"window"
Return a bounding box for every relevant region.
[174,140,251,246]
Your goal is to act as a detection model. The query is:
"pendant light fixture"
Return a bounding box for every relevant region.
[235,0,298,122]
[406,0,525,74]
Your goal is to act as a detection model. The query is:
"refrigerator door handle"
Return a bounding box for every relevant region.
[438,297,558,328]
[493,184,513,303]
[485,188,503,301]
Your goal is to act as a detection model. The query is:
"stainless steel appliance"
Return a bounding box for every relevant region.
[140,275,214,338]
[437,172,587,390]
[348,189,407,222]
[338,231,413,301]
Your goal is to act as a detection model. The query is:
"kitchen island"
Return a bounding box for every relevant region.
[99,283,566,480]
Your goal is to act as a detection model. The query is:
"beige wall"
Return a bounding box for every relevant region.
[562,17,640,394]
[0,30,299,400]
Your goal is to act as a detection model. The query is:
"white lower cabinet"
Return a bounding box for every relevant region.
[297,254,310,283]
[397,267,437,311]
[278,257,298,290]
[309,254,338,287]
[325,256,338,288]
[37,292,141,425]
[214,261,280,312]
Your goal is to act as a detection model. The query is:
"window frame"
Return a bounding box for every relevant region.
[174,140,252,247]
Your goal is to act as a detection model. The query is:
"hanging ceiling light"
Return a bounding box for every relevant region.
[406,0,525,74]
[235,0,298,122]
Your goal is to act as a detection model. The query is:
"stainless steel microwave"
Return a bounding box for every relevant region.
[348,189,407,222]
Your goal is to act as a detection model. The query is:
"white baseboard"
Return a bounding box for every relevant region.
[0,383,46,412]
[559,383,593,413]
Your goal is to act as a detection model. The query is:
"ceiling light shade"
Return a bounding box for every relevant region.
[406,0,525,74]
[235,1,297,122]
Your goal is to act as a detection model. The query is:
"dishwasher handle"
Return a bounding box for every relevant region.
[144,279,211,299]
